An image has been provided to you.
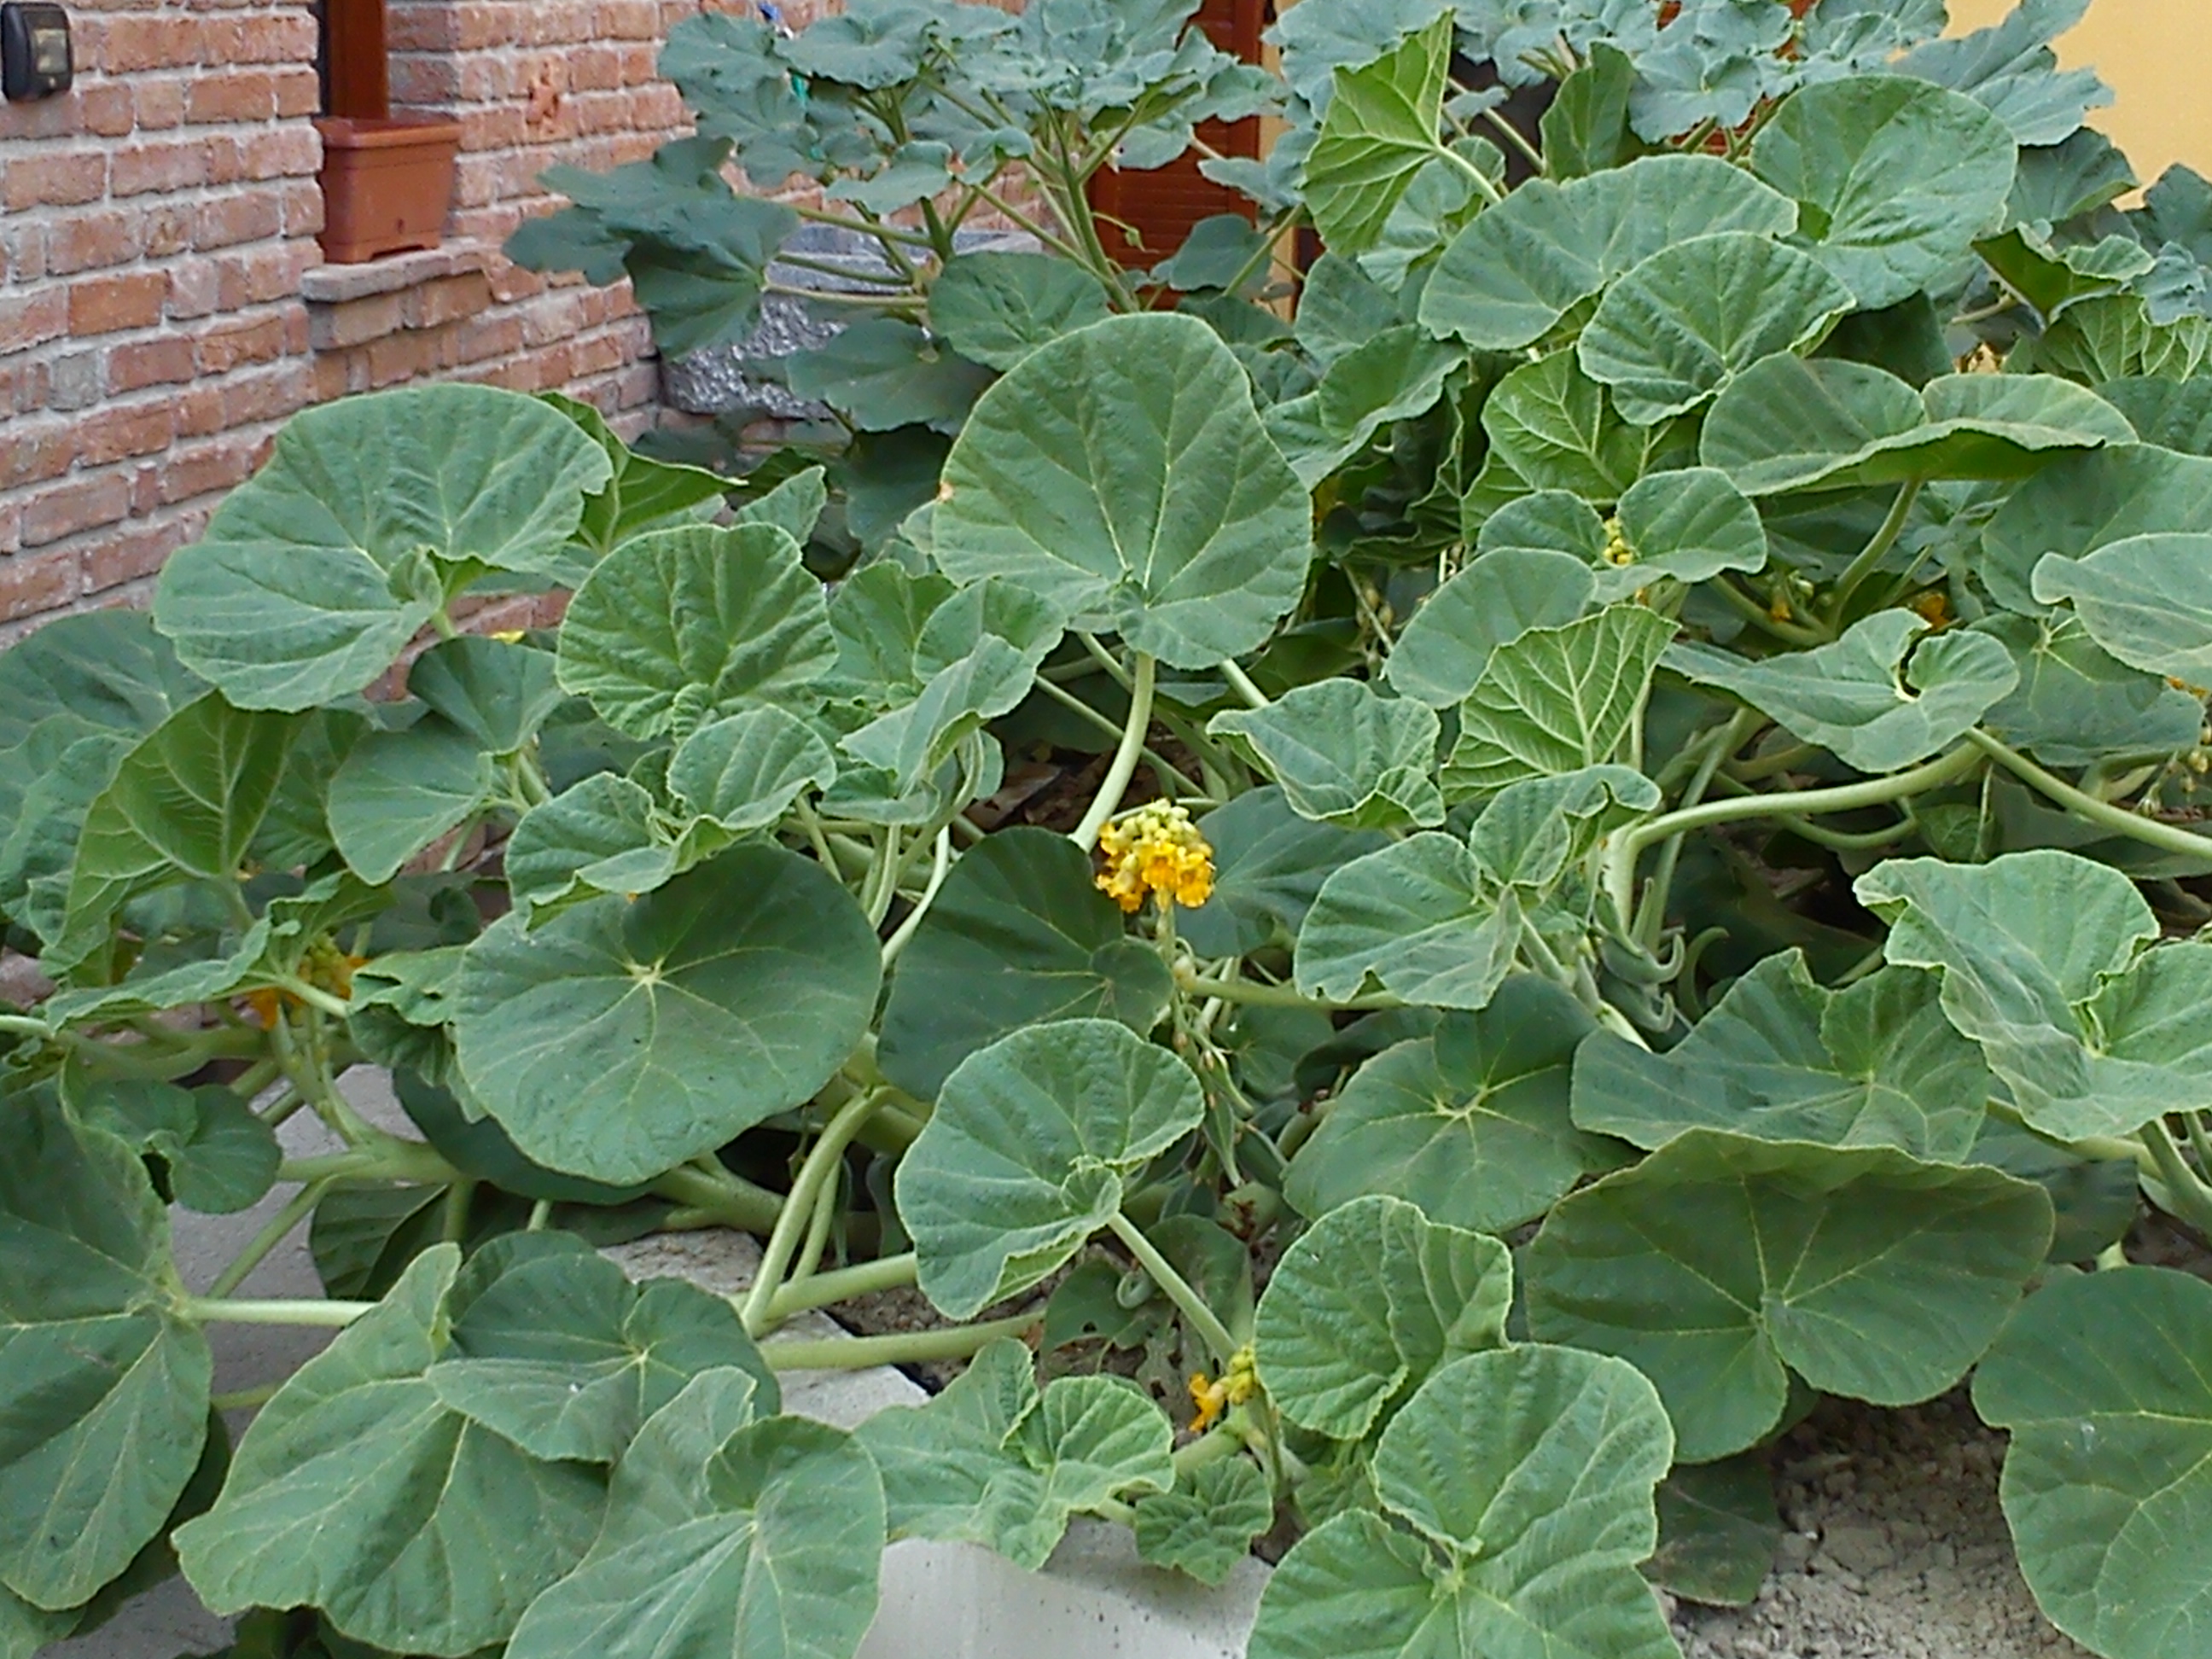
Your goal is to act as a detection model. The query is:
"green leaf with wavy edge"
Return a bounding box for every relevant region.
[1702,357,2136,496]
[857,1339,1173,1569]
[1385,549,1595,710]
[71,1080,282,1215]
[1666,609,2017,774]
[896,1019,1204,1319]
[327,717,495,887]
[542,392,729,564]
[505,773,675,920]
[2098,376,2212,456]
[0,609,205,756]
[1284,978,1612,1233]
[54,696,300,973]
[1980,445,2212,615]
[929,251,1114,371]
[1481,350,1660,501]
[1301,16,1454,257]
[784,317,993,434]
[1975,613,2207,766]
[424,1233,774,1465]
[1134,1457,1273,1586]
[1212,682,1443,832]
[176,1249,605,1656]
[1266,324,1464,488]
[1896,0,2110,148]
[503,1405,882,1659]
[667,707,837,832]
[454,843,881,1185]
[1605,466,1769,599]
[1295,835,1518,1010]
[1652,1456,1780,1610]
[1254,1194,1510,1441]
[878,827,1173,1101]
[152,386,609,710]
[407,635,565,756]
[1579,233,1855,426]
[1179,788,1388,959]
[1858,851,2212,1140]
[1468,765,1658,891]
[1524,1128,2052,1463]
[2032,531,2212,682]
[1749,76,2017,310]
[556,521,834,742]
[0,1093,211,1611]
[1420,153,1796,350]
[1572,952,1991,1161]
[1247,1348,1679,1659]
[1443,604,1674,799]
[1973,1266,2212,1659]
[932,313,1311,669]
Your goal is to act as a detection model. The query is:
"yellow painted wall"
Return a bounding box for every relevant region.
[1949,0,2212,186]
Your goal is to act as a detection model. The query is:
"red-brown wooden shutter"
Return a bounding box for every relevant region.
[1087,0,1266,266]
[323,0,390,119]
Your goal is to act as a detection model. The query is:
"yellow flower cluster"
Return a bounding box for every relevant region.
[1095,800,1215,914]
[1188,1346,1260,1433]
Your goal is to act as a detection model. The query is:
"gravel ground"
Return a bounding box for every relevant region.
[1671,1394,2090,1659]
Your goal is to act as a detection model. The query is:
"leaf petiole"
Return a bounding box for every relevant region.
[759,1310,1040,1371]
[1106,1210,1242,1365]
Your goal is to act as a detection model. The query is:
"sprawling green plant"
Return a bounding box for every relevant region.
[9,3,2212,1657]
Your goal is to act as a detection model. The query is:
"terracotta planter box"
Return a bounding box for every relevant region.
[314,115,463,264]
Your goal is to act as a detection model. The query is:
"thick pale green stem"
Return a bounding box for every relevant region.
[651,1165,786,1234]
[205,1179,333,1300]
[1219,660,1271,711]
[1969,731,2212,864]
[1823,479,1924,627]
[1604,744,1983,931]
[1031,675,1204,797]
[180,1296,374,1328]
[767,1252,919,1321]
[2141,1122,2212,1237]
[761,1312,1040,1371]
[881,828,953,969]
[1106,1211,1240,1365]
[1174,968,1400,1013]
[1072,654,1157,850]
[742,1091,886,1336]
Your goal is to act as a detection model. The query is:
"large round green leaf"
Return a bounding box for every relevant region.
[504,772,677,921]
[0,609,204,754]
[1295,835,1516,1009]
[929,251,1115,371]
[931,313,1313,668]
[453,843,881,1185]
[328,716,495,885]
[1179,788,1389,959]
[669,707,838,831]
[72,1078,282,1215]
[504,1406,882,1659]
[1703,356,2134,495]
[556,521,835,742]
[878,827,1173,1100]
[1254,1195,1510,1441]
[153,386,609,709]
[1572,953,1991,1161]
[1524,1129,2052,1462]
[1248,1348,1678,1659]
[896,1019,1204,1319]
[1211,681,1444,831]
[176,1249,606,1656]
[1420,153,1796,350]
[1976,614,2208,765]
[857,1338,1173,1570]
[1858,851,2212,1140]
[1300,17,1454,258]
[0,1093,211,1611]
[1665,609,2018,773]
[1442,604,1674,798]
[1980,445,2212,614]
[407,635,565,756]
[1602,467,1769,600]
[1975,1266,2212,1659]
[1383,549,1595,709]
[1481,350,1660,500]
[1284,977,1613,1232]
[1578,233,1855,425]
[2032,531,2212,681]
[1750,76,2017,309]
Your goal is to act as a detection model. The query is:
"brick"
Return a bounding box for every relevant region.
[173,385,224,439]
[84,519,190,595]
[0,423,75,489]
[312,347,358,404]
[186,71,276,125]
[309,292,405,350]
[218,362,313,426]
[0,359,50,419]
[0,550,81,620]
[0,290,68,354]
[241,125,322,182]
[198,313,288,372]
[0,222,49,285]
[69,271,167,335]
[3,149,107,211]
[235,12,318,63]
[20,474,131,549]
[164,257,220,320]
[79,83,137,138]
[366,329,443,387]
[277,179,323,236]
[108,336,197,392]
[132,78,188,130]
[143,202,195,259]
[273,68,320,118]
[214,242,313,309]
[48,209,146,276]
[154,438,259,506]
[97,14,201,72]
[49,350,105,411]
[193,191,285,251]
[111,139,211,197]
[78,403,175,468]
[401,273,492,331]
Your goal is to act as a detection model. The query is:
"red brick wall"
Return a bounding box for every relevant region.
[0,0,704,637]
